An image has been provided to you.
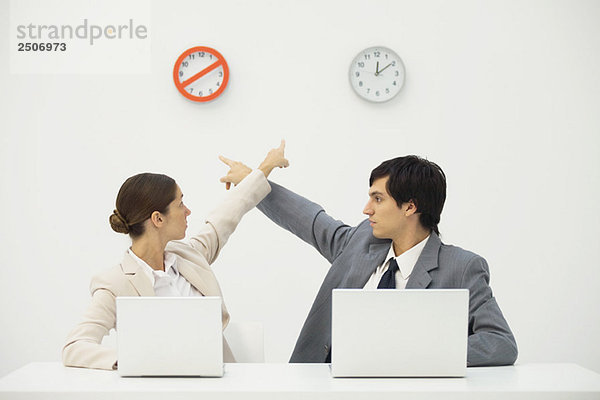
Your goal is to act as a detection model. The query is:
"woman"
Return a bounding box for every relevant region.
[62,141,288,370]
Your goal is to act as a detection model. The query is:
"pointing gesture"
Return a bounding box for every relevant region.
[219,156,251,190]
[219,140,289,190]
[259,139,289,172]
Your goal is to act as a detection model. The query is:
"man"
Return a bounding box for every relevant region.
[255,155,517,367]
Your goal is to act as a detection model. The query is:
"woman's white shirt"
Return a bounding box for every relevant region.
[127,248,203,297]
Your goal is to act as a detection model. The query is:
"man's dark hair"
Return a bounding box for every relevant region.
[369,156,446,235]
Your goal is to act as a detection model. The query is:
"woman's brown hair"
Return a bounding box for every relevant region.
[109,173,177,238]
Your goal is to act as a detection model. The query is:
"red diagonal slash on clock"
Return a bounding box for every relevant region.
[180,60,222,88]
[173,46,229,102]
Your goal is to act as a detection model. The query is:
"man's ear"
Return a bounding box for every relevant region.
[404,200,418,216]
[150,211,163,228]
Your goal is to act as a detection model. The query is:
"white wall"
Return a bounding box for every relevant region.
[1,0,599,376]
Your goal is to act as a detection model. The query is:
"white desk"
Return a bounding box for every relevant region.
[1,362,600,400]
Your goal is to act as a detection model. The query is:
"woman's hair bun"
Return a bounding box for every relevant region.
[111,173,177,238]
[109,210,130,234]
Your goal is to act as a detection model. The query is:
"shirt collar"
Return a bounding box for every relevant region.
[385,235,431,279]
[127,248,178,286]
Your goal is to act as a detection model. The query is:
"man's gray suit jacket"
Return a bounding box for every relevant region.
[257,181,518,367]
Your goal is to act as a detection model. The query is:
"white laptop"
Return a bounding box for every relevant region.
[116,297,223,377]
[331,289,468,378]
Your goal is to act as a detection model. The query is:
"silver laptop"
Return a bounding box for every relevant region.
[116,297,223,377]
[331,289,468,378]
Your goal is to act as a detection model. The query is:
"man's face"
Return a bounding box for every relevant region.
[363,176,408,240]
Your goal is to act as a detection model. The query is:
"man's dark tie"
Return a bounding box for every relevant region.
[377,258,399,289]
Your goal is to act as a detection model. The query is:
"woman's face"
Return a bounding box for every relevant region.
[163,185,191,240]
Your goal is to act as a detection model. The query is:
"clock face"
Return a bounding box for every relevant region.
[349,46,405,103]
[173,46,229,102]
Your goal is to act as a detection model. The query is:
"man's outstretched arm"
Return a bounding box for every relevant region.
[257,181,357,264]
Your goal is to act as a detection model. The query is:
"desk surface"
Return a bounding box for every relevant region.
[1,362,600,400]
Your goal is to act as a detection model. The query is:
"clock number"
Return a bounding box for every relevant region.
[182,61,189,68]
[199,52,205,57]
[188,54,195,60]
[199,91,203,96]
[219,71,223,77]
[216,81,220,87]
[209,88,213,95]
[349,47,404,102]
[189,88,194,93]
[179,71,183,77]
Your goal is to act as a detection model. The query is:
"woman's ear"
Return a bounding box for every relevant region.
[150,211,163,228]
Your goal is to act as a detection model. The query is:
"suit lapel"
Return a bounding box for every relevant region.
[177,257,220,297]
[406,233,441,289]
[121,250,221,297]
[121,252,155,296]
[344,239,390,288]
[176,256,230,328]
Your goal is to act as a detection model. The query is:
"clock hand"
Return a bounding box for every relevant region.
[378,62,393,74]
[376,61,379,76]
[181,60,222,88]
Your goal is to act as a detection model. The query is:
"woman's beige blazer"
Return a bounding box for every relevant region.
[62,170,270,370]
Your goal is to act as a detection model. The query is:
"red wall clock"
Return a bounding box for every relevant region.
[173,46,229,102]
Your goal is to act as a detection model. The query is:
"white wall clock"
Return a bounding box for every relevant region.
[349,46,405,103]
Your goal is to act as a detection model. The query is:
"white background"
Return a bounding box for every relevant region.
[1,0,599,377]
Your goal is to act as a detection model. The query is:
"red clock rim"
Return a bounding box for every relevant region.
[172,46,230,102]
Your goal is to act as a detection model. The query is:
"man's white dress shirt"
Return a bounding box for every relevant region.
[363,235,430,289]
